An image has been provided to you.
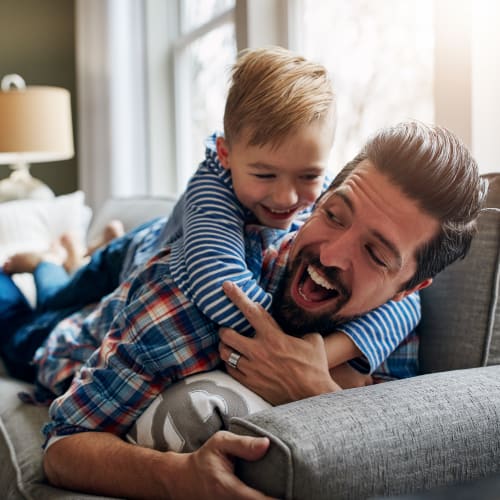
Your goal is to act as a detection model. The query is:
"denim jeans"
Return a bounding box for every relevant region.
[0,270,77,381]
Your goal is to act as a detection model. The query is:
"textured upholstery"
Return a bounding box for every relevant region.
[419,174,500,372]
[0,376,114,500]
[231,366,500,500]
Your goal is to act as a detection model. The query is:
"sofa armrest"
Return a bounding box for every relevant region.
[230,365,500,500]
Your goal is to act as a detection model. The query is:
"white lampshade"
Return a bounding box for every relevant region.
[0,82,74,164]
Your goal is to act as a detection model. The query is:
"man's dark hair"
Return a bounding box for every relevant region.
[328,121,488,289]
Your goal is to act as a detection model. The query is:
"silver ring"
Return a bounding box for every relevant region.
[227,351,241,369]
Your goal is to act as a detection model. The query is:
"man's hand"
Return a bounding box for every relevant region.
[219,281,340,405]
[44,430,276,500]
[175,431,276,500]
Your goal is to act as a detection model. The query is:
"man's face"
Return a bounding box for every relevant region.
[217,120,332,230]
[274,161,439,335]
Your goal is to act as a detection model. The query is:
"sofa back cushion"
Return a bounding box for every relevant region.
[419,173,500,373]
[86,195,177,245]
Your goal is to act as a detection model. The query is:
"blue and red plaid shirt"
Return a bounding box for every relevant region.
[40,226,292,442]
[38,224,420,444]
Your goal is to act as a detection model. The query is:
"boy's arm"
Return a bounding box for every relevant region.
[323,332,362,367]
[333,293,421,374]
[323,334,377,389]
[175,166,274,334]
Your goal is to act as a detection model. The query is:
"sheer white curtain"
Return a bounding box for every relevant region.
[75,0,149,212]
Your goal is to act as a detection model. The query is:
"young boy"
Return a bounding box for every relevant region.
[35,48,418,414]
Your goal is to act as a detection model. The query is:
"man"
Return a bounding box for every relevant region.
[43,121,487,499]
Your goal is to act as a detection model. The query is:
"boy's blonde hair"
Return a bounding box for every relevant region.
[223,46,335,148]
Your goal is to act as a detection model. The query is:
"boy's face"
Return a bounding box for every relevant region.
[217,121,333,229]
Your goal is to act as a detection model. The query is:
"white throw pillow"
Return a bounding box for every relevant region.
[0,191,92,305]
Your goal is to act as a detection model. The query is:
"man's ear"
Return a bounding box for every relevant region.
[391,278,433,302]
[216,136,230,169]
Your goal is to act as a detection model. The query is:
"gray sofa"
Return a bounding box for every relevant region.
[1,175,499,499]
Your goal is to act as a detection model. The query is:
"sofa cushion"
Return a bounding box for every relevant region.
[86,195,177,246]
[419,173,500,373]
[230,366,500,500]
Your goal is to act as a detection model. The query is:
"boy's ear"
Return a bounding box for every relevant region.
[391,278,433,302]
[216,136,230,169]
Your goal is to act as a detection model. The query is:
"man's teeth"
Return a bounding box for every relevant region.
[307,266,335,290]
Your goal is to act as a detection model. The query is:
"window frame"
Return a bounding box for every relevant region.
[76,0,499,212]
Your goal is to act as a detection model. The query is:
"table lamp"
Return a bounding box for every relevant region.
[0,74,74,202]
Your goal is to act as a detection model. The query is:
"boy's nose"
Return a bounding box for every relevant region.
[272,182,299,208]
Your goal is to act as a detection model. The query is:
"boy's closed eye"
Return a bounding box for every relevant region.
[300,174,323,181]
[252,173,276,179]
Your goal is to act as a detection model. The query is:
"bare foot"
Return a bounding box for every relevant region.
[3,241,67,275]
[103,220,125,243]
[86,220,125,256]
[59,232,87,274]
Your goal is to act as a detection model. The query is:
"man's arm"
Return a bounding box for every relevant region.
[44,430,275,500]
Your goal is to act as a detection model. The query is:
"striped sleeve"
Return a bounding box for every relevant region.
[170,167,273,335]
[337,292,421,373]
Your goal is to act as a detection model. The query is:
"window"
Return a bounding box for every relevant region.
[291,0,434,173]
[171,0,237,191]
[78,0,496,210]
[146,0,288,197]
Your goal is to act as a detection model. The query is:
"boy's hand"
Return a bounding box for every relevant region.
[219,281,340,405]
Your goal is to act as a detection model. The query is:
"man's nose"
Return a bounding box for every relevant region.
[319,232,354,271]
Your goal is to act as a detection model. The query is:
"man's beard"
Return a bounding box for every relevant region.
[272,252,358,337]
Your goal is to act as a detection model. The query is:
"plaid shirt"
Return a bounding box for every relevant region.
[39,225,420,443]
[40,226,292,442]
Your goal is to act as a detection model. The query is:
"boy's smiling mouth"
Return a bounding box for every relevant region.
[261,204,300,219]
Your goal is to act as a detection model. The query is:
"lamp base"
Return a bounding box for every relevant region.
[0,164,55,203]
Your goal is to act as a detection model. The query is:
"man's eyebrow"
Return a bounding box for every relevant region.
[334,189,403,269]
[335,190,354,212]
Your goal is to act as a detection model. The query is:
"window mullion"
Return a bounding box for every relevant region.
[174,8,235,50]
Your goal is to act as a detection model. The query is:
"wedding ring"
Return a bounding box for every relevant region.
[227,351,241,370]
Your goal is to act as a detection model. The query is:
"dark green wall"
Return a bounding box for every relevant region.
[0,0,77,195]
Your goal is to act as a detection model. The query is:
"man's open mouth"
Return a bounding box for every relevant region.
[297,264,341,303]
